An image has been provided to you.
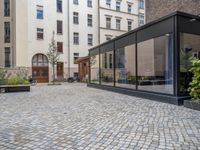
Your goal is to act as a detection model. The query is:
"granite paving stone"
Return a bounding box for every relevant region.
[0,83,200,149]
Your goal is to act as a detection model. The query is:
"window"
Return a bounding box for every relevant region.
[87,0,92,7]
[74,53,79,64]
[57,20,63,34]
[73,0,78,5]
[106,35,112,41]
[74,72,79,77]
[104,53,107,68]
[109,54,113,68]
[116,19,121,30]
[4,0,10,16]
[4,22,10,43]
[57,0,62,12]
[73,32,79,45]
[37,28,44,40]
[57,42,63,53]
[5,47,10,67]
[115,44,136,89]
[179,33,200,95]
[73,12,79,24]
[128,20,132,31]
[88,34,93,46]
[127,4,132,13]
[139,15,144,26]
[106,17,111,29]
[88,14,93,27]
[137,34,173,94]
[139,0,144,9]
[116,1,121,11]
[106,0,111,8]
[37,5,43,19]
[32,54,48,67]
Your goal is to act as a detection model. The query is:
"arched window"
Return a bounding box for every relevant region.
[32,54,48,67]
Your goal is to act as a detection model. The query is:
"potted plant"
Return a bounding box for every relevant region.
[184,59,200,111]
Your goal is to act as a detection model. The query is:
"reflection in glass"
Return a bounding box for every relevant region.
[179,33,200,95]
[138,34,173,94]
[115,44,136,89]
[100,51,114,86]
[90,55,99,84]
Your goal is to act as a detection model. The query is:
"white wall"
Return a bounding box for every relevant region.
[68,0,99,76]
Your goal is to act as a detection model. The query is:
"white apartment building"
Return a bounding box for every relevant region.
[0,0,145,82]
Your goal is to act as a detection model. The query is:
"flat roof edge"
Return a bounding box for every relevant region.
[89,11,200,52]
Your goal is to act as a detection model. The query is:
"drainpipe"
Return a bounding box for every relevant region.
[67,0,70,78]
[98,0,100,45]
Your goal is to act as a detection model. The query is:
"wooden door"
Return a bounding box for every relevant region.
[32,67,49,83]
[57,62,63,77]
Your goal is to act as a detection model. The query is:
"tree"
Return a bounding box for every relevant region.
[47,31,60,84]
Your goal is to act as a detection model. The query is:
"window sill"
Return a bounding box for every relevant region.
[37,38,44,41]
[57,51,63,54]
[57,33,63,35]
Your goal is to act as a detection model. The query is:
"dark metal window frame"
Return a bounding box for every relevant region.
[89,12,200,104]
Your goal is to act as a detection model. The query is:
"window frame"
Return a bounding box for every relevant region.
[37,28,44,40]
[73,0,79,5]
[57,0,63,13]
[57,20,63,34]
[106,17,111,29]
[36,5,44,19]
[87,0,92,7]
[88,14,93,27]
[4,0,10,17]
[57,42,63,53]
[73,12,79,24]
[73,32,79,45]
[88,34,93,46]
[4,47,11,68]
[116,19,121,30]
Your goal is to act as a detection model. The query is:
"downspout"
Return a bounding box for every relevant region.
[98,0,100,45]
[67,0,70,78]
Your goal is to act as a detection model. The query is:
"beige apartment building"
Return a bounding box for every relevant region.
[0,0,145,82]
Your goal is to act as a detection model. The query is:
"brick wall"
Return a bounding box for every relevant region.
[146,0,200,23]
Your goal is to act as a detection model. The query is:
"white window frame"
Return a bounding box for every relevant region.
[73,12,79,24]
[88,34,93,46]
[73,32,79,45]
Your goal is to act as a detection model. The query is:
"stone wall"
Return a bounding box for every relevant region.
[146,0,200,23]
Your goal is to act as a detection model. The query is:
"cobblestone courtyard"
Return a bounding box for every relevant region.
[0,83,200,150]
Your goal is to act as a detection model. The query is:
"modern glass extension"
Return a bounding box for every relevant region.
[88,12,200,105]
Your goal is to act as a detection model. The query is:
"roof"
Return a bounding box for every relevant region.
[76,56,89,62]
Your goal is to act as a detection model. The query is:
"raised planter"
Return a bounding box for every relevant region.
[184,100,200,111]
[0,85,30,93]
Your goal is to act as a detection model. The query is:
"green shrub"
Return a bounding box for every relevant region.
[0,69,6,80]
[7,76,29,85]
[188,59,200,103]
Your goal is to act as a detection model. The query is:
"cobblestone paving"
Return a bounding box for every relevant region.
[0,83,200,150]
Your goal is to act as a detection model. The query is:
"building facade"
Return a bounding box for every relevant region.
[146,0,200,23]
[0,0,145,82]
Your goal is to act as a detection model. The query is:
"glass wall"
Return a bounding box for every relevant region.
[100,51,114,86]
[90,54,100,84]
[179,33,200,95]
[137,34,173,94]
[115,44,136,89]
